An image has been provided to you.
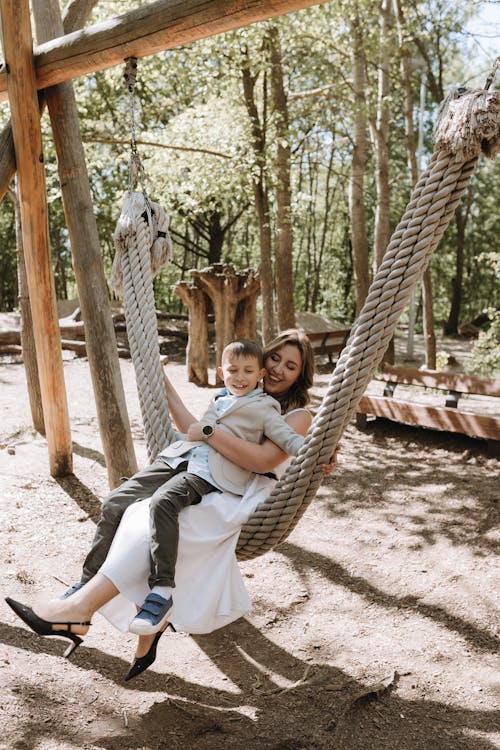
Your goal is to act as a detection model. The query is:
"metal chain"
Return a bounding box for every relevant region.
[123,57,151,213]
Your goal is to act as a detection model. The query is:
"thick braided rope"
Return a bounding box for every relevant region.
[236,87,500,561]
[112,192,174,460]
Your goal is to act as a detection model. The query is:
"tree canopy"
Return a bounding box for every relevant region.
[0,0,498,336]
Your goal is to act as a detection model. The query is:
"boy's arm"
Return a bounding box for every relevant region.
[262,407,306,456]
[162,363,198,432]
[187,410,312,473]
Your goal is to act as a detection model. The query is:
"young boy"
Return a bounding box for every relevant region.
[129,339,305,635]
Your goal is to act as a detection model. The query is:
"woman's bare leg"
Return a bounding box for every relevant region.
[34,574,119,635]
[135,633,158,658]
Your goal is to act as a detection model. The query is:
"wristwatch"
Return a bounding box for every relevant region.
[201,424,215,441]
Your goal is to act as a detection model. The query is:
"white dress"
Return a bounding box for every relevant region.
[98,468,284,634]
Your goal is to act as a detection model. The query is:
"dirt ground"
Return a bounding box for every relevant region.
[0,336,499,750]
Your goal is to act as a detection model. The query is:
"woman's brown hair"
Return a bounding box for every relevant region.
[263,328,315,414]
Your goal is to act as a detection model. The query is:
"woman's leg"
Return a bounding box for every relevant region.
[36,573,119,635]
[135,633,160,658]
[81,460,174,583]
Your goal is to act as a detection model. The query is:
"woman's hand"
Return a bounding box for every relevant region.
[322,443,340,477]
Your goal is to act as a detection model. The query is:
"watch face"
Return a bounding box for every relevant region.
[202,425,213,437]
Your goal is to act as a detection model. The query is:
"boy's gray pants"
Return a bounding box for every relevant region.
[81,459,217,589]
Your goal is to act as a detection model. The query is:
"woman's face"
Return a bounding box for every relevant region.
[263,343,302,397]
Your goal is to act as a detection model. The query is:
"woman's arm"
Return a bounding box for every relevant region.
[188,409,312,474]
[162,363,197,433]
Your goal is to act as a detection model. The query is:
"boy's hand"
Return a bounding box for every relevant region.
[187,422,204,441]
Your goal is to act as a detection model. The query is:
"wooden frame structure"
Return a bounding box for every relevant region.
[0,0,324,485]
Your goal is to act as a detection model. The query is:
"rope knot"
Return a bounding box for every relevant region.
[110,192,172,298]
[433,87,500,161]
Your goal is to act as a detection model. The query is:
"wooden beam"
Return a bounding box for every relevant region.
[0,0,98,203]
[0,0,326,102]
[33,0,138,488]
[0,0,72,475]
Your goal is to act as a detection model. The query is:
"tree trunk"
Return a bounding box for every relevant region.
[33,0,138,487]
[349,12,370,318]
[311,144,336,312]
[269,25,295,330]
[174,281,209,386]
[422,271,436,369]
[444,198,470,335]
[241,57,275,343]
[207,210,225,265]
[371,0,391,273]
[394,0,436,368]
[371,0,393,363]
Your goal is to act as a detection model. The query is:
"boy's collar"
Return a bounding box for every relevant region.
[215,385,263,399]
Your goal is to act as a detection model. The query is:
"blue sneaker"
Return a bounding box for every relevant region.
[59,581,85,600]
[128,592,173,635]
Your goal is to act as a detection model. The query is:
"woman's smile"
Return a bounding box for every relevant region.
[263,344,302,394]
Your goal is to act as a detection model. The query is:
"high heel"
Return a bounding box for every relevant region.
[5,597,91,658]
[125,623,175,682]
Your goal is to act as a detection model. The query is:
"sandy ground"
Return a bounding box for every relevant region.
[0,337,499,750]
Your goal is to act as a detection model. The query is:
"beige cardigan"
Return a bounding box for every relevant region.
[161,390,304,494]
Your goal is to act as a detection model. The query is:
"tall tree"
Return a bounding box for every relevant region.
[404,0,477,335]
[269,24,296,330]
[241,43,276,342]
[348,7,370,318]
[393,0,436,367]
[369,0,394,362]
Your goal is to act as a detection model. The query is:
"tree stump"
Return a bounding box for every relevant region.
[174,263,260,386]
[174,280,210,386]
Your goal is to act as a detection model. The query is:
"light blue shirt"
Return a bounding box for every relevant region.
[161,387,262,489]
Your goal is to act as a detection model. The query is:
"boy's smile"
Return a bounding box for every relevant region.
[218,354,267,398]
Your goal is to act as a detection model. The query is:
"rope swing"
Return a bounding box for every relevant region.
[110,57,499,560]
[236,82,500,560]
[110,58,174,461]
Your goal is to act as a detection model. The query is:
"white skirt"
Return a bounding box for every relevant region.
[98,473,275,634]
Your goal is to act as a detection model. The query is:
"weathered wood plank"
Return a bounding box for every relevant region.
[380,364,500,398]
[307,328,350,352]
[0,0,326,102]
[0,0,72,476]
[357,395,500,442]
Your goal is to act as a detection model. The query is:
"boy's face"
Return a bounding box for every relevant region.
[217,354,267,397]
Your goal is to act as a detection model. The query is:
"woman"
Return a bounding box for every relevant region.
[6,330,337,680]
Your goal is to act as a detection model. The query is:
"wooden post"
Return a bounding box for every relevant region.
[0,0,72,475]
[174,281,209,386]
[32,0,138,488]
[0,0,98,202]
[8,184,45,433]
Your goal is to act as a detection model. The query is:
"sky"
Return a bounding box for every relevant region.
[466,2,500,61]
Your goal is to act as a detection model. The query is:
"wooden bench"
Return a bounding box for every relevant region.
[356,364,500,453]
[306,328,351,364]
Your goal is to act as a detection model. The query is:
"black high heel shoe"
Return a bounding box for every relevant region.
[125,623,176,682]
[5,597,91,658]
